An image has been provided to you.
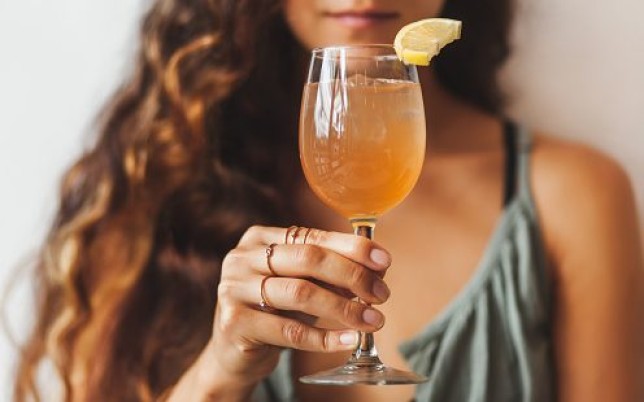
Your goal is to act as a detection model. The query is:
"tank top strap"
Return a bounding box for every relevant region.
[502,120,536,209]
[515,124,534,204]
[502,121,517,206]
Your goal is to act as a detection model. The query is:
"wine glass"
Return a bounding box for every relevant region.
[298,45,428,385]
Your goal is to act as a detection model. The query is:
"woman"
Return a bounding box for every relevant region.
[14,0,643,401]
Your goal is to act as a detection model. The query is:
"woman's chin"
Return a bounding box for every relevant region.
[299,24,399,50]
[308,36,395,49]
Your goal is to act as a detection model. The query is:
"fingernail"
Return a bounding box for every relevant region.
[362,308,384,327]
[372,280,390,302]
[370,248,391,267]
[339,331,359,346]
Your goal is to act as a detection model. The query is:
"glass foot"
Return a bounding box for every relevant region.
[299,356,428,385]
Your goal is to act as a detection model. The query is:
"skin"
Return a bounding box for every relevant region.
[167,1,644,401]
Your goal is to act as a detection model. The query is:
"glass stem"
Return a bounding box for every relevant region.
[350,219,383,367]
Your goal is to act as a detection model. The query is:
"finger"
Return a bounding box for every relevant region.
[304,228,392,272]
[238,226,391,272]
[238,308,360,353]
[236,225,286,247]
[311,279,356,299]
[246,244,390,304]
[253,277,385,332]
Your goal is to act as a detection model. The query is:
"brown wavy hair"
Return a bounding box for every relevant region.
[13,0,512,400]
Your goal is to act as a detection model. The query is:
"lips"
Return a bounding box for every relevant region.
[323,10,400,28]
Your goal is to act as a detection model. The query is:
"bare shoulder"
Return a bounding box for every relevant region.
[529,133,642,279]
[529,135,644,401]
[530,134,635,215]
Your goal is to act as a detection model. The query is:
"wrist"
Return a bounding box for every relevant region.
[166,342,257,402]
[194,341,258,402]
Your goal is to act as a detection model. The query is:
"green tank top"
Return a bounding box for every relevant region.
[253,124,557,401]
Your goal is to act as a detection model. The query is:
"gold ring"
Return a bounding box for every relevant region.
[302,228,313,245]
[259,275,275,311]
[266,243,278,276]
[285,226,298,244]
[290,226,304,244]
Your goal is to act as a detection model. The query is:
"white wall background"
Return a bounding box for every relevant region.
[502,0,644,219]
[0,0,642,399]
[0,1,144,400]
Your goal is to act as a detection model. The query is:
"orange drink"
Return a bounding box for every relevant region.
[300,80,425,221]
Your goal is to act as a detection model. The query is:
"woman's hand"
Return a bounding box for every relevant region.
[192,225,392,398]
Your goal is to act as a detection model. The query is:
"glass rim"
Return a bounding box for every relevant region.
[311,44,395,54]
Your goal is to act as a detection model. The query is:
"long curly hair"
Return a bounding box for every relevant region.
[13,0,512,400]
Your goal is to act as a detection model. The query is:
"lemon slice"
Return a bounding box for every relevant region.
[394,18,462,66]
